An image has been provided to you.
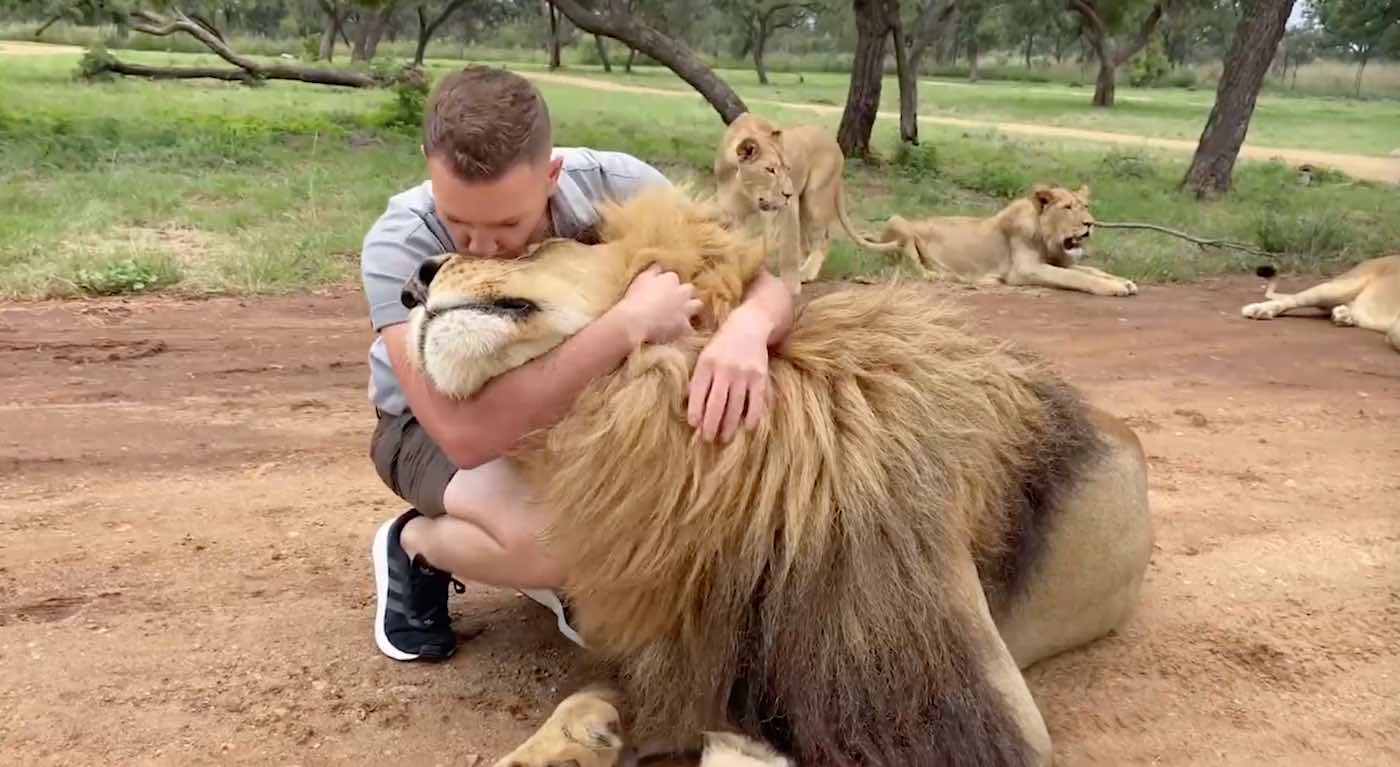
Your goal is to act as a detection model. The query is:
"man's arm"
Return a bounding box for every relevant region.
[387,265,701,470]
[686,268,796,443]
[384,309,637,470]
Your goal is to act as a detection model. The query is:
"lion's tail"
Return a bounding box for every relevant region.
[1255,264,1290,299]
[834,176,902,253]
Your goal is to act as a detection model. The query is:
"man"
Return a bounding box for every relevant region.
[360,65,795,662]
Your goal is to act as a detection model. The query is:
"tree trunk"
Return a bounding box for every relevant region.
[836,0,893,159]
[352,3,395,62]
[625,47,637,72]
[415,6,430,64]
[753,18,770,85]
[1093,57,1115,106]
[1354,52,1369,98]
[1069,1,1164,108]
[595,35,612,72]
[1024,32,1034,69]
[968,32,980,82]
[547,1,563,69]
[1181,0,1295,196]
[890,3,918,145]
[34,14,64,37]
[550,0,749,123]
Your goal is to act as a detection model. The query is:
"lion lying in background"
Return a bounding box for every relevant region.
[714,111,900,293]
[878,184,1140,297]
[402,184,1154,767]
[1243,257,1400,352]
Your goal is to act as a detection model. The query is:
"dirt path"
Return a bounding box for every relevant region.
[0,41,83,57]
[523,71,1400,185]
[1,278,1396,765]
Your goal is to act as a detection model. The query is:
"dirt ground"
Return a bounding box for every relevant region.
[1,277,1397,766]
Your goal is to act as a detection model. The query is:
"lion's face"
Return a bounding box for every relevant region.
[721,116,794,215]
[1033,185,1095,261]
[401,239,623,399]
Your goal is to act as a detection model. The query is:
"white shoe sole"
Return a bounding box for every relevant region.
[372,518,421,662]
[520,588,586,648]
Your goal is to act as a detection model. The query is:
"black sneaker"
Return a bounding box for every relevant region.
[371,509,464,662]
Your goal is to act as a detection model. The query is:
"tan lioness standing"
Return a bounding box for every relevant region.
[714,112,900,293]
[878,184,1140,297]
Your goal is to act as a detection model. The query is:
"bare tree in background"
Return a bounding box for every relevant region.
[549,0,750,122]
[1181,0,1296,195]
[1066,0,1167,106]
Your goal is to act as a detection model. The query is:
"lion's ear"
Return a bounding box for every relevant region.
[1030,185,1056,211]
[1073,184,1091,202]
[736,137,760,163]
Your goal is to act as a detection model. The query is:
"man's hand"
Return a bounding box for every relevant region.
[610,265,703,346]
[687,305,775,444]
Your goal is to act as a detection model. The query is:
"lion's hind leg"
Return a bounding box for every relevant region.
[1241,273,1366,320]
[494,684,626,767]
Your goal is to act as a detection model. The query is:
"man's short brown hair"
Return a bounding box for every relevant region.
[422,65,552,181]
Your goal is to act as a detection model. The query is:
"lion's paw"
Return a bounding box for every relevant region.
[1241,302,1278,320]
[493,691,624,767]
[1120,279,1138,296]
[1331,305,1356,327]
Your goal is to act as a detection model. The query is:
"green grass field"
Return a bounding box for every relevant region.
[2,48,1398,299]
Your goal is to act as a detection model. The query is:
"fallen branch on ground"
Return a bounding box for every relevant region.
[1094,221,1275,259]
[81,8,378,88]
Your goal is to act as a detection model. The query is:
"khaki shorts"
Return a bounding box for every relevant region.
[369,409,459,518]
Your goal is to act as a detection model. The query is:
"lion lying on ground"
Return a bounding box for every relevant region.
[877,184,1140,297]
[401,184,1154,766]
[1242,257,1400,352]
[714,111,900,293]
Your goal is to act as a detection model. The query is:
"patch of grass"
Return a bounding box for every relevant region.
[68,253,182,295]
[2,49,1398,297]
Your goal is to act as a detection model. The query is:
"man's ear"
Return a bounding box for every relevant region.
[419,143,426,159]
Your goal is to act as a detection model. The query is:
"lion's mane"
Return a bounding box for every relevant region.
[508,186,1103,765]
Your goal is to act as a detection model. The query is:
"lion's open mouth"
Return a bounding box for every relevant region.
[1062,232,1089,254]
[757,198,785,212]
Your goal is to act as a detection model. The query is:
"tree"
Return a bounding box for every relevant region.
[548,0,750,123]
[1310,0,1400,96]
[837,0,917,157]
[1066,0,1168,106]
[1181,0,1296,196]
[413,0,473,65]
[904,0,956,77]
[722,0,822,85]
[86,7,380,86]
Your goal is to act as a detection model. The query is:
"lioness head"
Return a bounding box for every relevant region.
[400,237,625,399]
[716,112,794,215]
[1031,184,1094,261]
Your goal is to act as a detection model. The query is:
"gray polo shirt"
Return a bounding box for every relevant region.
[359,146,671,416]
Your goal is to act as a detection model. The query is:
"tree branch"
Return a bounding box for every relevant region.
[1065,0,1107,42]
[122,8,378,87]
[1112,2,1164,67]
[1094,221,1274,258]
[550,0,748,122]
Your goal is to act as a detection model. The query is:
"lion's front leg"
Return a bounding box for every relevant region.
[1071,264,1138,295]
[1011,262,1136,297]
[493,684,627,767]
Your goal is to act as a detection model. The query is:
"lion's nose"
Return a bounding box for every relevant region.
[417,258,442,286]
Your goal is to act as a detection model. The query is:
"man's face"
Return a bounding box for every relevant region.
[426,151,562,259]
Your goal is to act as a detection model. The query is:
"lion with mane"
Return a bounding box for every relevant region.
[400,183,1154,766]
